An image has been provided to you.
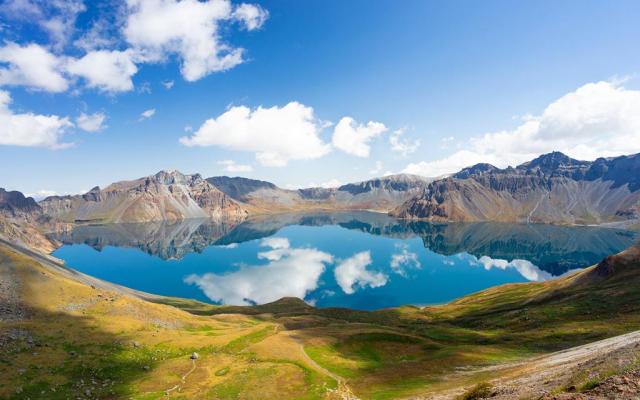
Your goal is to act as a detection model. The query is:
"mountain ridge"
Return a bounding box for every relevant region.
[391,151,640,226]
[39,170,248,224]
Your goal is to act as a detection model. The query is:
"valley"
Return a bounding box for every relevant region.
[1,151,640,399]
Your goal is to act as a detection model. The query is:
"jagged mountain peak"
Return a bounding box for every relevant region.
[453,163,499,179]
[152,169,203,185]
[518,151,590,174]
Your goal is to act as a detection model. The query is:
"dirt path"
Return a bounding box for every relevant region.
[295,341,359,400]
[163,358,198,398]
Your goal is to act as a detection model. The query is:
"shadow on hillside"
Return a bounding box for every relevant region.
[0,307,155,400]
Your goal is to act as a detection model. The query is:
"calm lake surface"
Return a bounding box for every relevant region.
[51,212,638,310]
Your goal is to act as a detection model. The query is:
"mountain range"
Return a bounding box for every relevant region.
[391,151,640,226]
[1,151,640,254]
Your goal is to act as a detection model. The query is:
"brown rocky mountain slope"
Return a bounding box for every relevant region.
[39,170,248,224]
[0,188,64,253]
[391,151,640,226]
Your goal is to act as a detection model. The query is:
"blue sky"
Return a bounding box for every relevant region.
[1,0,639,197]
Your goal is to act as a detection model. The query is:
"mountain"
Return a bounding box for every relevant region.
[207,173,432,212]
[40,170,248,224]
[0,188,64,253]
[391,152,640,226]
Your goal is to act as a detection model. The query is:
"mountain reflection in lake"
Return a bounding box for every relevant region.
[51,212,638,310]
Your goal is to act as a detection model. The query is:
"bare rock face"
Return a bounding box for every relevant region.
[0,189,64,253]
[40,170,248,224]
[391,152,640,225]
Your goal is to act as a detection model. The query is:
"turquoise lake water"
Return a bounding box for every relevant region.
[51,212,638,310]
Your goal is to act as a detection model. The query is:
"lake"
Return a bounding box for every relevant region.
[51,211,638,310]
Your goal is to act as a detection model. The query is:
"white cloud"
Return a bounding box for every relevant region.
[403,81,640,177]
[334,251,387,294]
[259,237,290,251]
[124,0,267,82]
[218,159,253,173]
[180,102,331,166]
[184,238,332,305]
[301,179,342,189]
[161,79,174,89]
[25,189,58,200]
[0,42,68,92]
[389,129,420,156]
[74,18,120,52]
[390,243,421,277]
[66,49,138,93]
[1,0,86,51]
[233,3,268,30]
[0,90,73,148]
[40,0,86,51]
[76,112,106,132]
[471,255,551,282]
[139,108,156,120]
[331,117,387,157]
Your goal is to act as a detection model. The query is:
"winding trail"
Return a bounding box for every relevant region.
[163,358,197,398]
[295,342,360,400]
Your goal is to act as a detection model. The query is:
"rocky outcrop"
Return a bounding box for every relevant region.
[0,189,65,253]
[40,170,248,224]
[206,174,432,212]
[391,152,640,225]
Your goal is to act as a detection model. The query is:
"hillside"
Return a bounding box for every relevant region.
[39,170,248,224]
[391,152,640,226]
[207,174,432,213]
[2,232,640,399]
[0,188,65,253]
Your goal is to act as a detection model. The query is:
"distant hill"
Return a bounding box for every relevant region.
[40,170,248,224]
[207,173,433,212]
[391,151,640,226]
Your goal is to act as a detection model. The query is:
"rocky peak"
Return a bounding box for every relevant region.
[0,188,41,215]
[453,163,499,179]
[152,170,203,186]
[518,151,590,177]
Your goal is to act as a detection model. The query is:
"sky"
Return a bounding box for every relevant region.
[0,0,639,197]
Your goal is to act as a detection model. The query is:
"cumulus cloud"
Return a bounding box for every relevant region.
[161,79,174,89]
[218,159,253,173]
[390,243,421,277]
[139,108,156,120]
[184,237,332,305]
[67,50,138,93]
[124,0,266,82]
[2,0,268,93]
[331,117,387,157]
[76,112,106,132]
[389,129,420,156]
[403,81,640,177]
[180,102,331,166]
[0,90,73,148]
[0,42,68,92]
[470,255,551,282]
[334,251,387,294]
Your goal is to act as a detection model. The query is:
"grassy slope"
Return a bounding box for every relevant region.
[0,244,338,400]
[1,242,639,399]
